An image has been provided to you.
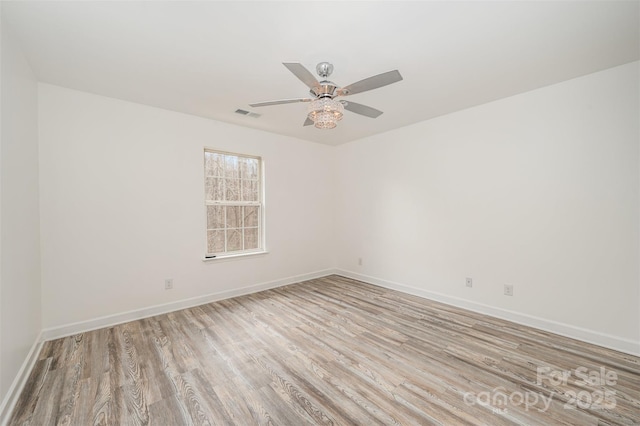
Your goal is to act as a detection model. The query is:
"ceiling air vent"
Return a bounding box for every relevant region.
[235,109,261,119]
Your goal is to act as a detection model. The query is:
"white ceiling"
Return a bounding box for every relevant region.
[3,1,639,146]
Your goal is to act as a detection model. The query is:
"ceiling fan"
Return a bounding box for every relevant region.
[249,62,403,129]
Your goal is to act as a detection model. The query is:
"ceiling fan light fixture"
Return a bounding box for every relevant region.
[307,97,344,129]
[251,62,403,130]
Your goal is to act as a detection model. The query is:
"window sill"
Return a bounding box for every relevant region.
[202,250,268,262]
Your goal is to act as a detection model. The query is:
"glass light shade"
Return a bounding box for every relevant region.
[313,111,338,129]
[307,98,344,129]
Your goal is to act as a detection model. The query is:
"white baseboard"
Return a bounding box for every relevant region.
[0,333,44,426]
[336,269,640,357]
[41,268,338,341]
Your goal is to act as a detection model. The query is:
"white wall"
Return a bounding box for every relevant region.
[336,62,640,353]
[38,63,640,354]
[38,84,335,330]
[0,19,41,401]
[10,46,640,372]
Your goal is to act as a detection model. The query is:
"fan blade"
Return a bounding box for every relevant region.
[303,117,314,126]
[339,70,403,96]
[283,63,320,90]
[249,98,312,107]
[342,101,383,118]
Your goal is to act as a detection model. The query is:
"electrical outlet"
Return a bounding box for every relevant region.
[358,257,363,266]
[465,277,473,288]
[504,284,513,296]
[165,278,173,290]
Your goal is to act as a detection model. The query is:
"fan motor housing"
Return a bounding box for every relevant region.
[310,82,337,98]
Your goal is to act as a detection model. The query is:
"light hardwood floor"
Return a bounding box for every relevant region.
[9,275,640,425]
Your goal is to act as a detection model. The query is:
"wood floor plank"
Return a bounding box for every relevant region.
[8,358,51,425]
[91,373,111,426]
[148,395,190,426]
[55,357,84,426]
[8,275,640,425]
[28,367,64,426]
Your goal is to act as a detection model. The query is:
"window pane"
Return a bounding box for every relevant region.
[244,227,259,250]
[240,157,258,180]
[242,180,258,202]
[244,206,259,227]
[226,229,242,251]
[226,178,240,201]
[224,155,239,178]
[226,206,241,228]
[205,152,224,177]
[207,230,225,253]
[206,205,225,229]
[205,177,224,202]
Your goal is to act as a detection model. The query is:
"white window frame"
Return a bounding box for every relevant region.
[204,148,266,260]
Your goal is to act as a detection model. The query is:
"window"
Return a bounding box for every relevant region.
[204,149,263,257]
